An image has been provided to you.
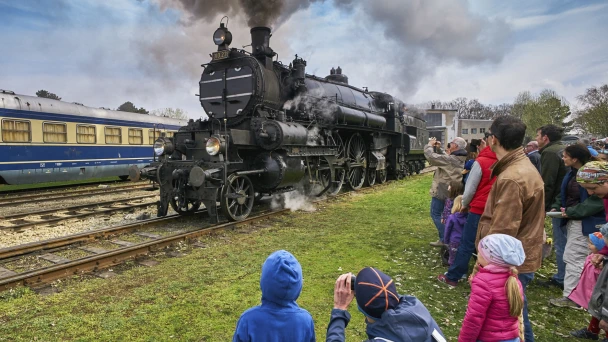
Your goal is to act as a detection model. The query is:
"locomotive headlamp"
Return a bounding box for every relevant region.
[213,23,232,46]
[154,137,174,156]
[206,136,224,156]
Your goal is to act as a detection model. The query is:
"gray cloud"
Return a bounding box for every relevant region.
[148,0,512,100]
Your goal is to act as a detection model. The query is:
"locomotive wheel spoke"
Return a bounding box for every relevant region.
[367,167,376,186]
[221,174,255,221]
[346,134,366,190]
[169,179,201,215]
[377,169,387,184]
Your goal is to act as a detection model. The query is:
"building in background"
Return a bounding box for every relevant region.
[457,119,493,143]
[423,106,458,146]
[424,106,493,147]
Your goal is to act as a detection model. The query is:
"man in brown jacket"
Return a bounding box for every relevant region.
[476,116,545,342]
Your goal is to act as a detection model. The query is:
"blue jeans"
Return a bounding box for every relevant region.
[430,197,445,241]
[551,218,567,284]
[518,272,535,342]
[446,213,481,281]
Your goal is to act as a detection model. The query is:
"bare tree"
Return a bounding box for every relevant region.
[150,108,189,120]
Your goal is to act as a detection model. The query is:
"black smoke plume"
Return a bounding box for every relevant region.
[159,0,315,27]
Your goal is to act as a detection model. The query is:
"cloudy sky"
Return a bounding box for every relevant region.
[1,0,606,118]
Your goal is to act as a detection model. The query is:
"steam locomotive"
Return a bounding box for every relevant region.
[138,21,429,222]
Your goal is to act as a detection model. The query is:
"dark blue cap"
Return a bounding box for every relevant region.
[355,267,400,318]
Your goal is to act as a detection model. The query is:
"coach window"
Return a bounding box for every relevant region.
[43,122,67,143]
[105,126,122,144]
[128,128,143,145]
[148,130,161,144]
[77,124,96,144]
[165,132,174,138]
[1,119,31,142]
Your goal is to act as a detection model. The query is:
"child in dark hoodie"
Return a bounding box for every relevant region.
[443,195,467,266]
[233,250,316,342]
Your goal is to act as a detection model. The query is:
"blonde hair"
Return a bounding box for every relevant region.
[505,267,524,317]
[451,195,463,214]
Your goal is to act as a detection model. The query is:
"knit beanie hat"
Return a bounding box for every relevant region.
[577,161,608,184]
[478,234,526,268]
[589,232,606,251]
[355,267,400,319]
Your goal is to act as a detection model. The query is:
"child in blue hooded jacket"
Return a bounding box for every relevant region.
[233,250,316,342]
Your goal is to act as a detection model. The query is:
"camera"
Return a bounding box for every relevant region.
[351,275,356,291]
[446,142,451,149]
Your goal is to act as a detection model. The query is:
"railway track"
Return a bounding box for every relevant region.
[0,183,155,207]
[0,195,157,230]
[0,169,434,291]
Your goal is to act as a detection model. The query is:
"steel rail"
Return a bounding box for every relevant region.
[0,168,435,291]
[0,184,155,207]
[0,195,158,231]
[0,212,199,260]
[0,210,287,291]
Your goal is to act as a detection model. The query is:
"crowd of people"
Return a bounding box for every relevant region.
[424,117,608,342]
[229,116,608,342]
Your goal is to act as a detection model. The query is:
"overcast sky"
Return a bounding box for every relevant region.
[1,0,606,118]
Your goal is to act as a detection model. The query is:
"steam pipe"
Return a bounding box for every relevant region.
[235,169,267,176]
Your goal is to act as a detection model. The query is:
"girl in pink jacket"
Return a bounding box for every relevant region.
[459,234,525,342]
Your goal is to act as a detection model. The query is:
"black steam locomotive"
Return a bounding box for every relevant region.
[138,21,428,222]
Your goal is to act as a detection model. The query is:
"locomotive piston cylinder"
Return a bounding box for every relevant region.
[252,152,305,192]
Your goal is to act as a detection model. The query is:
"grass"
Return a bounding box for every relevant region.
[0,176,125,192]
[0,174,589,341]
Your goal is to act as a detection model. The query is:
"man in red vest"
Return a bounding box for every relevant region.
[437,134,497,286]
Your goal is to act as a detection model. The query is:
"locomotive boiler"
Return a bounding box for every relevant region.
[140,21,429,222]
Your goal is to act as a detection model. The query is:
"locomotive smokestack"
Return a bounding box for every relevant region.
[251,27,275,69]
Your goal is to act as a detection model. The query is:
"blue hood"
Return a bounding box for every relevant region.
[260,250,303,307]
[365,295,444,342]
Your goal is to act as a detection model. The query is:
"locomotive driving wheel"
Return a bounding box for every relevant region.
[366,167,377,186]
[346,133,366,190]
[377,169,387,184]
[318,134,345,196]
[220,174,255,221]
[170,178,201,215]
[170,197,201,215]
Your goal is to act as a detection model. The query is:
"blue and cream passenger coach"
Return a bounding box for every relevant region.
[0,90,186,185]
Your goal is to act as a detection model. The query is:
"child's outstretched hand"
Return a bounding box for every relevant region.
[591,254,604,269]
